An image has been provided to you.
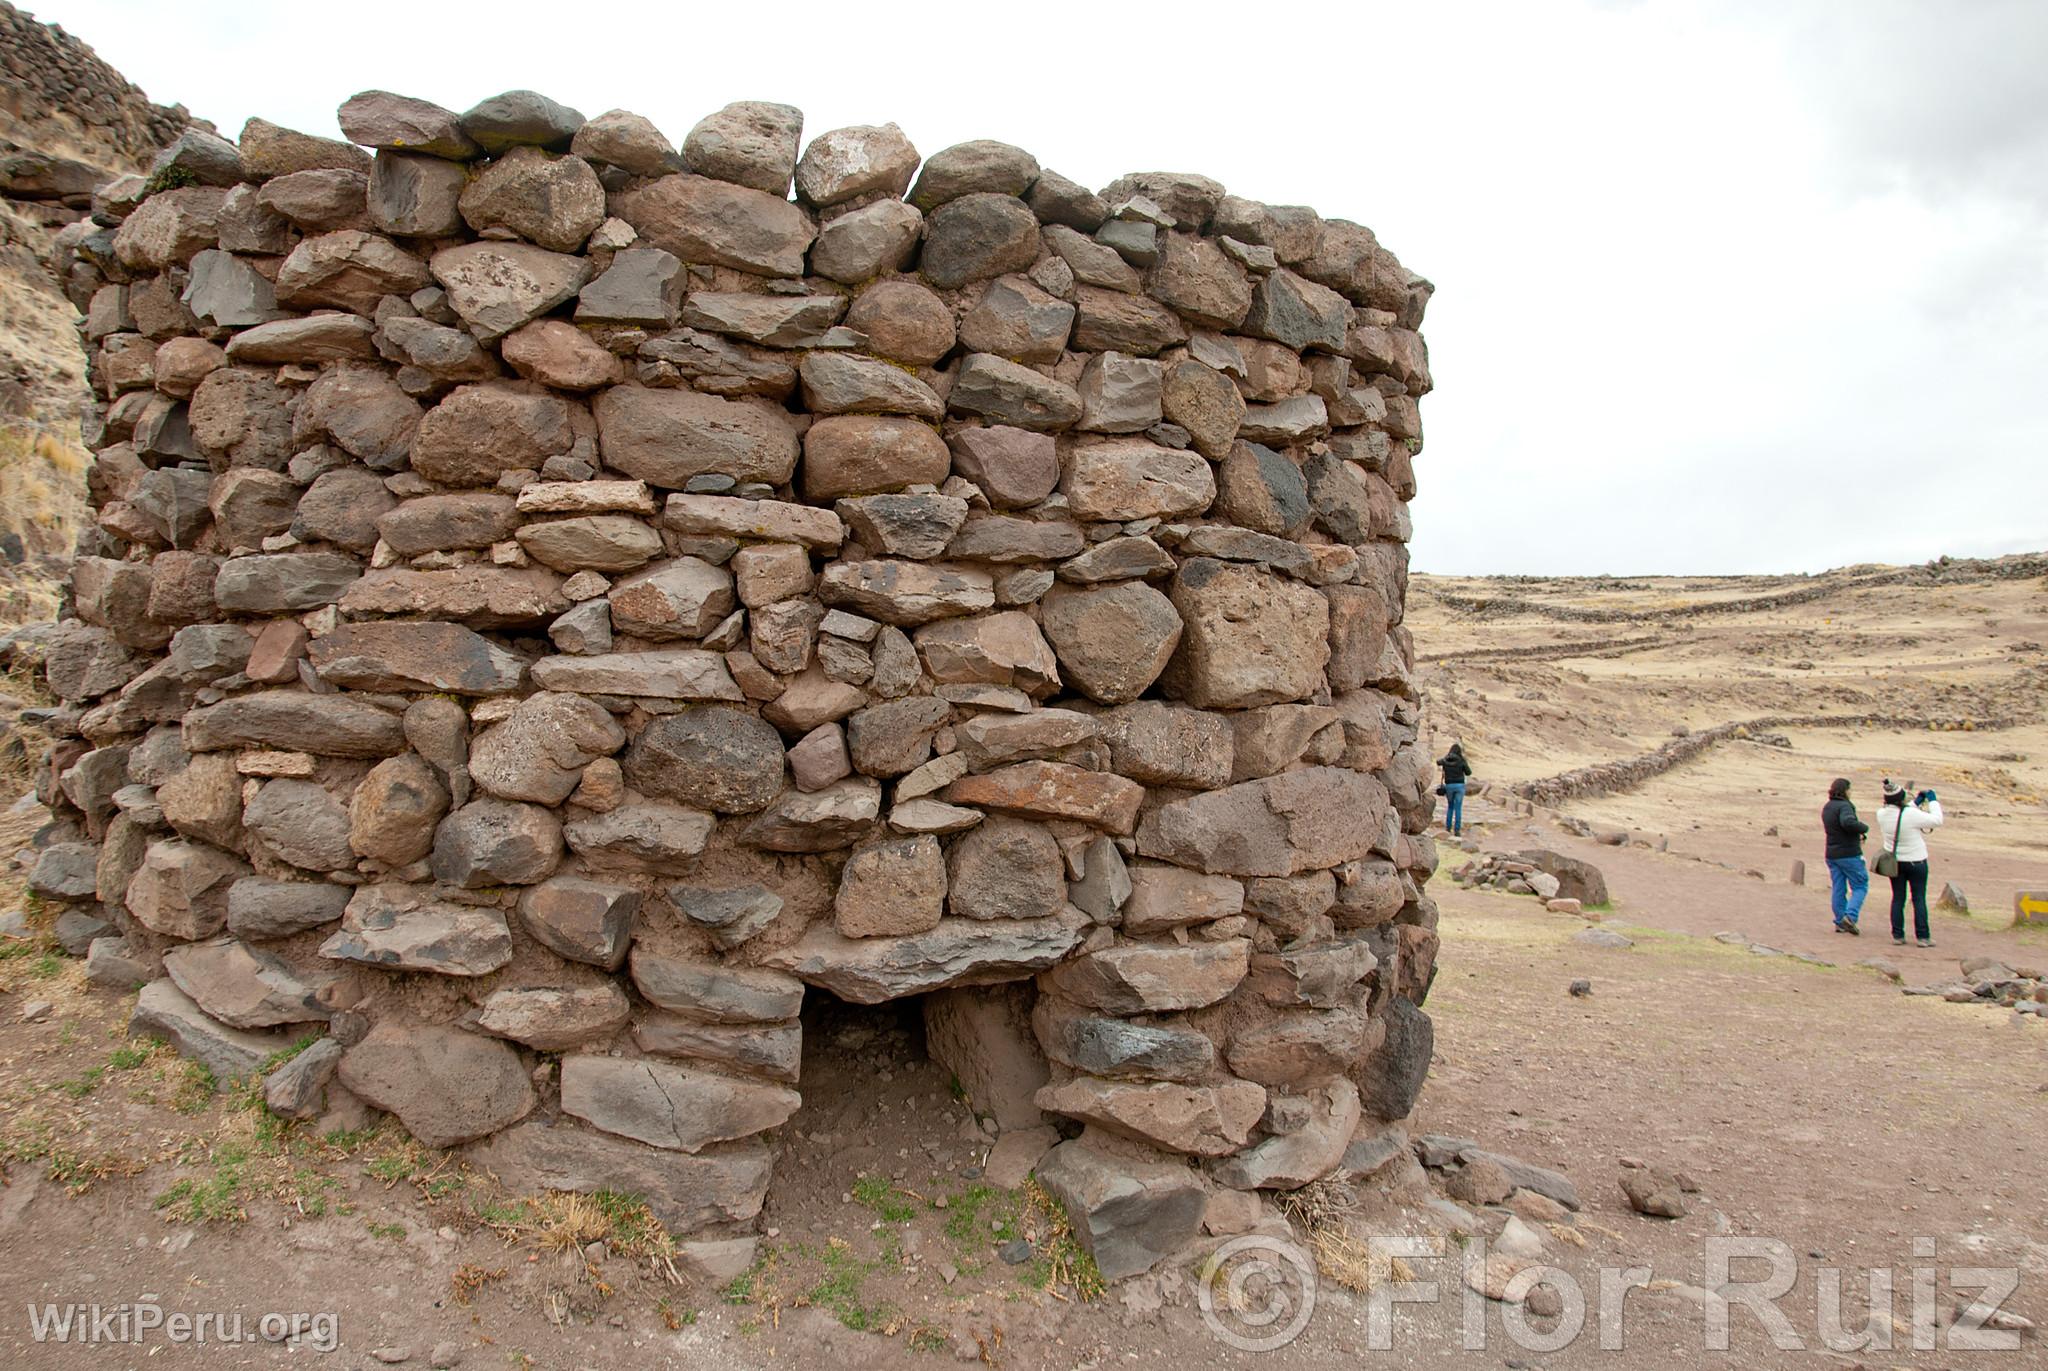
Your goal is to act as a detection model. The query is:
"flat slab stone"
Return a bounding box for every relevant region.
[530,650,742,700]
[340,566,569,628]
[308,621,526,695]
[1333,1124,1411,1181]
[628,948,804,1023]
[818,560,995,626]
[130,978,294,1081]
[164,937,329,1028]
[1458,1147,1582,1211]
[515,480,658,515]
[477,985,632,1051]
[182,690,407,758]
[943,761,1145,834]
[318,884,513,976]
[1043,938,1251,1014]
[563,802,715,872]
[634,1013,802,1083]
[559,1054,800,1152]
[1135,767,1389,877]
[466,1122,773,1234]
[1034,1076,1264,1158]
[663,493,844,549]
[337,1021,534,1148]
[761,909,1088,1003]
[736,776,881,852]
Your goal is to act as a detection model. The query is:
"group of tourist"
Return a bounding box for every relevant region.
[1821,777,1945,946]
[1429,741,1948,949]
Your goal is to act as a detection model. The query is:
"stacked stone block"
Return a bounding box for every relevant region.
[34,89,1436,1279]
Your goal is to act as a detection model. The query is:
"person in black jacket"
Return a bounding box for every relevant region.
[1438,743,1473,836]
[1821,776,1869,934]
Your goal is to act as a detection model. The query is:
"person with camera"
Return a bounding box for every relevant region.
[1875,779,1943,947]
[1820,777,1869,934]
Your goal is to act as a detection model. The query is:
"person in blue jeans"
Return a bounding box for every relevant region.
[1438,743,1472,837]
[1819,776,1868,934]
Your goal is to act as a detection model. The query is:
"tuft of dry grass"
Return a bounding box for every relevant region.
[0,700,59,942]
[0,419,89,617]
[450,1262,509,1306]
[1278,1180,1422,1294]
[478,1188,682,1280]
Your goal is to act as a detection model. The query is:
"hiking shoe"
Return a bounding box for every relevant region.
[1844,923,1860,935]
[1916,938,1935,948]
[1893,937,1908,946]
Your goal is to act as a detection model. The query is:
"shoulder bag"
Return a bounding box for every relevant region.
[1874,807,1900,878]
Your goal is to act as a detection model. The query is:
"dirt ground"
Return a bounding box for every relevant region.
[0,561,2043,1368]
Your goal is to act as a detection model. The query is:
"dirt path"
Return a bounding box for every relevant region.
[3,561,2042,1368]
[4,831,2045,1368]
[1458,795,2048,978]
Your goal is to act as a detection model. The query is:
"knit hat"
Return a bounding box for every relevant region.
[1881,778,1906,804]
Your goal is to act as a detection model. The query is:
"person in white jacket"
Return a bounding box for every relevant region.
[1876,779,1944,947]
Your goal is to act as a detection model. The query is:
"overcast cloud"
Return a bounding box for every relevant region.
[35,0,2048,575]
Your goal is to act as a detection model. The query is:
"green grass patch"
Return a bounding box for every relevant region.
[45,1145,125,1193]
[588,1188,667,1255]
[475,1197,537,1227]
[154,1146,250,1224]
[1024,1230,1102,1298]
[804,1238,890,1332]
[285,1167,337,1218]
[365,1145,424,1186]
[1015,1180,1102,1299]
[168,1061,218,1115]
[54,1066,106,1099]
[851,1174,917,1223]
[260,1035,322,1074]
[938,1183,1020,1246]
[359,1135,462,1199]
[723,1244,778,1306]
[319,1123,383,1152]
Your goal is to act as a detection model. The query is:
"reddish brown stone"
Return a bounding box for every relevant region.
[943,761,1145,835]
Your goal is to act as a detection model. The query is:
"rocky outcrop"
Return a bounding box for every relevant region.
[0,3,193,173]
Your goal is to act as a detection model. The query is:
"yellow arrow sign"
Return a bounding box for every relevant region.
[2016,892,2048,926]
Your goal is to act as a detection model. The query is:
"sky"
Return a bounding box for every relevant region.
[32,0,2048,575]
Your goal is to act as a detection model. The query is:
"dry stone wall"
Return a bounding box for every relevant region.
[32,88,1437,1279]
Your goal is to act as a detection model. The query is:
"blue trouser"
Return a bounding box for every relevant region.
[1443,783,1465,835]
[1825,855,1868,925]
